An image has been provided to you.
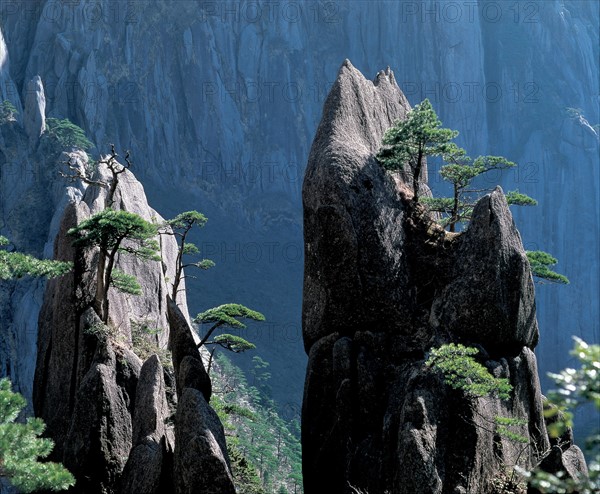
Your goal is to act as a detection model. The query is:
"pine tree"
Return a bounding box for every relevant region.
[378,99,567,284]
[161,210,215,301]
[377,98,459,201]
[194,304,265,374]
[526,251,570,285]
[0,379,75,492]
[45,118,93,150]
[68,209,160,322]
[0,100,18,123]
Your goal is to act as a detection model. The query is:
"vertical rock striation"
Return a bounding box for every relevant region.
[302,62,586,494]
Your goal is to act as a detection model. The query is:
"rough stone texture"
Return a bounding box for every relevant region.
[302,63,586,494]
[119,355,173,494]
[167,296,235,493]
[1,0,597,427]
[23,75,45,144]
[167,297,211,402]
[303,60,415,351]
[63,332,134,494]
[30,155,230,492]
[537,444,589,484]
[174,388,236,494]
[430,187,539,351]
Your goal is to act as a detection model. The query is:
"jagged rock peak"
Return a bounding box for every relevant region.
[301,64,585,494]
[430,186,539,351]
[302,61,415,352]
[307,59,410,163]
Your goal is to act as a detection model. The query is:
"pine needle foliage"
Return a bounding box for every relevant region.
[0,236,72,280]
[45,117,93,150]
[426,344,512,400]
[195,304,266,330]
[377,98,458,201]
[162,210,214,300]
[0,100,18,122]
[0,378,75,492]
[110,268,142,295]
[526,251,570,285]
[212,355,303,494]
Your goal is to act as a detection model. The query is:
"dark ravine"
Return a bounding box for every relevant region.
[301,61,587,494]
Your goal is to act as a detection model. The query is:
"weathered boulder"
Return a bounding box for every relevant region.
[174,388,236,494]
[167,297,235,493]
[63,321,135,494]
[301,62,585,494]
[119,355,173,494]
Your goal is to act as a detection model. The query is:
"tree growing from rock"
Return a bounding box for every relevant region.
[377,98,458,202]
[68,209,160,322]
[425,151,537,232]
[161,210,215,301]
[0,100,18,123]
[427,344,531,490]
[194,304,265,374]
[45,117,93,151]
[61,144,132,208]
[378,99,568,285]
[526,251,570,285]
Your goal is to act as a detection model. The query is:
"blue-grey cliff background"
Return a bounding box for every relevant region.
[0,0,598,428]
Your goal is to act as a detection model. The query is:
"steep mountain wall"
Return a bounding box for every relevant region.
[0,0,597,421]
[301,60,586,494]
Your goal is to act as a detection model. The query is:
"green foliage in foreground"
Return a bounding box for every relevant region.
[0,378,75,492]
[519,338,599,493]
[0,236,72,280]
[426,343,512,400]
[526,251,570,285]
[212,354,303,494]
[45,117,93,150]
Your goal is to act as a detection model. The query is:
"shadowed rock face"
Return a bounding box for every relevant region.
[301,62,584,494]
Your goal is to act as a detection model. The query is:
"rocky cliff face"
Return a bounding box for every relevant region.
[29,145,233,492]
[301,62,586,494]
[0,0,597,429]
